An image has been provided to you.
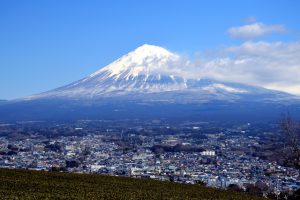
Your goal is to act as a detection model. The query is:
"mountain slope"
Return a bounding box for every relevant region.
[0,44,299,121]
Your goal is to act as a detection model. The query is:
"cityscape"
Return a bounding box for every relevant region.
[1,120,299,197]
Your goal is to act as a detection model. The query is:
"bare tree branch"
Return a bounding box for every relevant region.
[280,112,300,168]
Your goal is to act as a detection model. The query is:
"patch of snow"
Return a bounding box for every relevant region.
[204,84,248,93]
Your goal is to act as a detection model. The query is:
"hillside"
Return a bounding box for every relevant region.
[0,168,263,200]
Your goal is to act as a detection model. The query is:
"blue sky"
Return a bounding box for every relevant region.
[1,0,300,99]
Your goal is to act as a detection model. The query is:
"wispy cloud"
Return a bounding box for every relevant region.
[192,41,300,95]
[167,20,300,95]
[154,20,299,95]
[228,22,286,39]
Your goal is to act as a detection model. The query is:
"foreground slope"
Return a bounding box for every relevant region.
[0,169,263,200]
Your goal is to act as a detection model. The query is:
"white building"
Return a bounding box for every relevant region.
[201,151,215,156]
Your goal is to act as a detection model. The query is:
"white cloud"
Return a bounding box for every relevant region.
[170,21,298,95]
[228,22,286,39]
[193,41,300,95]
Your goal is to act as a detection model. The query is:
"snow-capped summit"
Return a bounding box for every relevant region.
[28,44,190,99]
[90,44,180,80]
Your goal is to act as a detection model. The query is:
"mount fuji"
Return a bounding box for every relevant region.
[24,44,294,101]
[1,44,299,121]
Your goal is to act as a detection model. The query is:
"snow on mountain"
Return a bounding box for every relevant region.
[203,84,247,94]
[90,44,181,79]
[25,44,293,101]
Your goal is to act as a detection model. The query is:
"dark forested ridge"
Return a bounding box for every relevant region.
[0,168,263,200]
